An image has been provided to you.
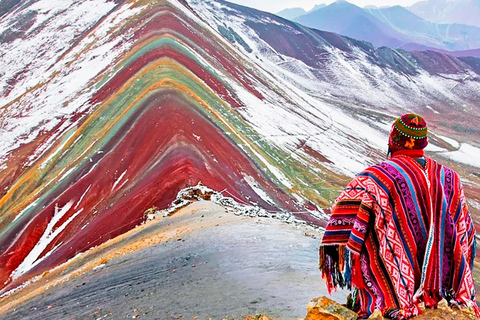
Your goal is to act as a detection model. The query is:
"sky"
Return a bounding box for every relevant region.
[227,0,422,13]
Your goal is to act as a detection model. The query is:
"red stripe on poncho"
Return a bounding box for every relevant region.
[320,155,479,319]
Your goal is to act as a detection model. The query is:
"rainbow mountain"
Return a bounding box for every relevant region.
[1,0,480,296]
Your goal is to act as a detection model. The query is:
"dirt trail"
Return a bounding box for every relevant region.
[0,202,347,320]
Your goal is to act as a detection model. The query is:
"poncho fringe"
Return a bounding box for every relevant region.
[319,244,363,293]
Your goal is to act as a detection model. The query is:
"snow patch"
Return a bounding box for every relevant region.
[243,174,276,206]
[437,135,460,149]
[75,185,92,209]
[441,143,480,168]
[92,264,106,271]
[112,170,128,191]
[426,105,440,114]
[11,202,80,280]
[0,1,143,165]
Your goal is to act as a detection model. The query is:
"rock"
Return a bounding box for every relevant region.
[436,299,451,311]
[367,309,384,320]
[417,302,425,311]
[304,296,480,320]
[305,297,358,320]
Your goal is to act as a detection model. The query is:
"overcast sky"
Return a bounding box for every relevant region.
[227,0,421,13]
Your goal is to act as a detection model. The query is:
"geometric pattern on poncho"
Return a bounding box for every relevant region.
[320,155,478,320]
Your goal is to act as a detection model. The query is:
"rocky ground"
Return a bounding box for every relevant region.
[0,201,347,320]
[304,296,479,320]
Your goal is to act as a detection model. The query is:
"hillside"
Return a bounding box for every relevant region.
[0,200,477,319]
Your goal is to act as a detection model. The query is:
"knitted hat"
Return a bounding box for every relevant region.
[388,114,428,152]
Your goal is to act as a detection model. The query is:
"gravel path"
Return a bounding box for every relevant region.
[1,203,348,320]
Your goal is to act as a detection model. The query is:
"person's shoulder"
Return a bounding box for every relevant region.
[356,161,389,177]
[426,156,450,170]
[426,157,461,178]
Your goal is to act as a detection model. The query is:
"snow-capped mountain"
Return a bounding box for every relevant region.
[0,0,480,296]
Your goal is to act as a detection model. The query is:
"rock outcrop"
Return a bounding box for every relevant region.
[304,296,479,320]
[306,297,358,320]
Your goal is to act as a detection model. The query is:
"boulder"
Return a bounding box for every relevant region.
[367,309,384,320]
[305,297,358,320]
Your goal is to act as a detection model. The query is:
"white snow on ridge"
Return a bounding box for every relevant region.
[75,185,92,209]
[11,202,81,280]
[243,174,276,206]
[425,141,448,152]
[0,0,116,105]
[426,105,439,114]
[112,170,128,191]
[39,128,78,169]
[0,0,478,200]
[13,199,39,223]
[185,0,389,176]
[0,2,144,166]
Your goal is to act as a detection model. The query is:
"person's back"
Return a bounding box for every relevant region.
[319,114,478,319]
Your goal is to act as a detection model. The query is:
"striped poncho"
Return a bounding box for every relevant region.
[320,154,478,319]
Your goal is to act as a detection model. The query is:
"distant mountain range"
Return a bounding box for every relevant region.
[295,1,404,48]
[365,5,480,51]
[409,0,480,28]
[290,1,480,56]
[276,3,326,20]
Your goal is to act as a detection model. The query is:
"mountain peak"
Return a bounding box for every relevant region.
[276,7,307,20]
[310,3,326,12]
[327,0,361,9]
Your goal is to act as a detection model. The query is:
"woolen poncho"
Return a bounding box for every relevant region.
[320,155,478,319]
